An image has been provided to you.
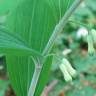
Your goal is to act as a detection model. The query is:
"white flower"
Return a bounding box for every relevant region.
[87,34,95,56]
[77,27,88,39]
[62,49,72,56]
[91,29,96,43]
[59,58,77,82]
[80,1,86,8]
[62,58,77,78]
[59,63,72,82]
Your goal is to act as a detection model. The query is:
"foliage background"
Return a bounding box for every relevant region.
[0,0,96,96]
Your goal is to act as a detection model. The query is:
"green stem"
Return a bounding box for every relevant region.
[28,0,84,95]
[42,0,84,56]
[68,20,93,33]
[28,57,42,96]
[28,67,41,96]
[69,19,89,29]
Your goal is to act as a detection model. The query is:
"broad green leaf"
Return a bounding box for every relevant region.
[6,0,74,53]
[0,28,40,56]
[0,0,23,15]
[6,56,35,96]
[4,0,74,96]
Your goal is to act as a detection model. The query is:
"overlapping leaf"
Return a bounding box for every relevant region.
[3,0,75,96]
[0,27,40,56]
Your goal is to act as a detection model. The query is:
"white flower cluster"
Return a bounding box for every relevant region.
[59,28,96,82]
[77,27,96,55]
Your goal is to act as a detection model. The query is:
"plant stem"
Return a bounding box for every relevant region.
[28,58,42,96]
[42,0,84,56]
[69,19,89,29]
[28,67,41,96]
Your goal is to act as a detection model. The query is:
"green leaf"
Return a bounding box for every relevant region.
[0,28,40,56]
[0,0,23,15]
[6,0,74,53]
[4,0,75,96]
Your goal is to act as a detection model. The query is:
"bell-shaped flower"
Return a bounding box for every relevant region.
[87,34,95,56]
[91,29,96,43]
[62,58,77,78]
[76,27,88,39]
[59,63,72,82]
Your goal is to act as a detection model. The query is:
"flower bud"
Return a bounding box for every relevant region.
[62,58,77,78]
[77,27,88,39]
[87,34,95,56]
[91,29,96,43]
[59,63,72,82]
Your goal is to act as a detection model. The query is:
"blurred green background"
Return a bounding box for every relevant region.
[0,0,96,96]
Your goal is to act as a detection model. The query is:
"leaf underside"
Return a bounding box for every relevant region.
[1,0,75,96]
[0,27,40,56]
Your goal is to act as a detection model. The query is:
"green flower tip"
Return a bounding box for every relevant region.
[62,58,77,78]
[87,34,95,56]
[59,63,72,82]
[88,45,95,56]
[91,29,96,42]
[59,58,77,82]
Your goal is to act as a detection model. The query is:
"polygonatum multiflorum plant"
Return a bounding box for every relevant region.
[0,0,83,96]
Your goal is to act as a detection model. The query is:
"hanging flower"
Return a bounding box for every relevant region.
[59,58,77,82]
[87,33,95,56]
[62,58,77,78]
[77,27,88,39]
[59,63,72,82]
[91,29,96,43]
[62,49,72,56]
